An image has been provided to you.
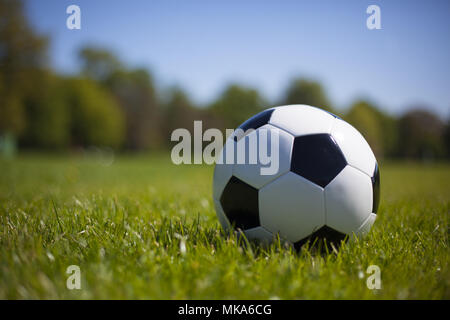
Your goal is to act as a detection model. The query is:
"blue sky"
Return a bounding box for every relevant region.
[25,0,450,117]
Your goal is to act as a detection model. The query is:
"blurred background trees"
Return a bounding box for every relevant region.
[0,0,48,141]
[0,0,449,160]
[210,84,266,129]
[20,73,70,149]
[396,109,446,160]
[281,79,334,114]
[344,100,399,158]
[63,78,125,148]
[445,120,450,158]
[79,48,163,150]
[162,87,200,143]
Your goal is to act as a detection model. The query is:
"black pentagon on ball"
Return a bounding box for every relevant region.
[372,162,380,214]
[293,226,347,251]
[234,109,274,142]
[220,176,260,230]
[290,134,347,187]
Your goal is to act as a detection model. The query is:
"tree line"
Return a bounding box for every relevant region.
[1,0,449,160]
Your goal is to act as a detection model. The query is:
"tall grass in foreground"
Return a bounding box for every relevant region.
[0,154,448,299]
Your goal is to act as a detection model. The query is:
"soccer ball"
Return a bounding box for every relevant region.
[213,104,380,248]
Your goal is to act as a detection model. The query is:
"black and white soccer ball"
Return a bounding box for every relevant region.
[213,104,380,248]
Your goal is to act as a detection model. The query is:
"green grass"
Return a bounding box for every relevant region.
[0,154,449,299]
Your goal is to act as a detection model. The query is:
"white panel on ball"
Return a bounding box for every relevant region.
[355,212,377,238]
[269,105,335,137]
[214,199,231,231]
[243,226,274,244]
[212,137,234,201]
[259,172,325,243]
[331,118,376,177]
[324,165,373,234]
[232,124,293,189]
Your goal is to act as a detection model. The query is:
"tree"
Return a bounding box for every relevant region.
[0,0,48,137]
[376,111,398,158]
[79,47,122,83]
[20,73,71,149]
[397,108,446,160]
[210,84,266,129]
[281,78,334,113]
[344,100,398,158]
[163,87,198,139]
[21,75,125,149]
[443,118,450,159]
[345,101,383,156]
[79,47,163,150]
[107,68,163,149]
[64,78,125,148]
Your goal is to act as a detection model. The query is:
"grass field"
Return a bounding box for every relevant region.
[0,154,449,299]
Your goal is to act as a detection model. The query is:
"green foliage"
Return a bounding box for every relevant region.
[79,46,164,150]
[1,2,449,158]
[79,47,122,83]
[445,120,450,158]
[0,155,448,299]
[163,88,198,136]
[20,74,70,149]
[106,68,163,150]
[0,0,48,136]
[345,100,399,158]
[210,84,266,129]
[281,78,334,113]
[163,87,225,148]
[0,93,26,136]
[397,109,446,159]
[345,101,384,156]
[64,78,125,148]
[0,3,126,150]
[377,112,399,158]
